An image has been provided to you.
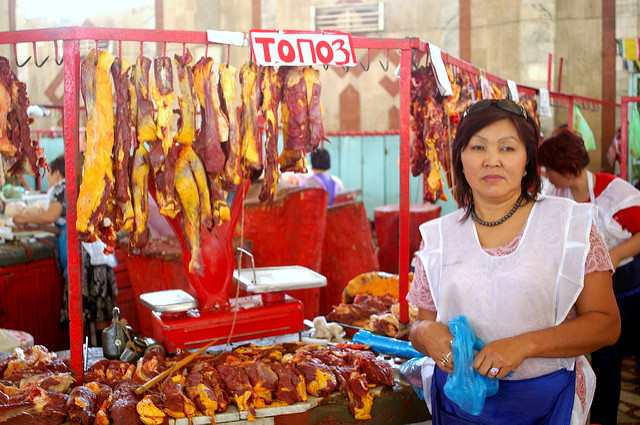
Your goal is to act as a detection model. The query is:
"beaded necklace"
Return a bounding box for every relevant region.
[471,194,524,227]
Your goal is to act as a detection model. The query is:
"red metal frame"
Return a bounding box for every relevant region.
[0,27,419,379]
[0,27,623,382]
[620,96,640,182]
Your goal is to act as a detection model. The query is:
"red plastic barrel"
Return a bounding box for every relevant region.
[373,204,441,273]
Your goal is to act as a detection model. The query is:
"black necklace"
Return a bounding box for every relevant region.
[471,194,524,227]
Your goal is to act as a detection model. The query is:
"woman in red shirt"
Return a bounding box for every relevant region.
[538,128,640,425]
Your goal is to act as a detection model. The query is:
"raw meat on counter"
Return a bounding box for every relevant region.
[0,341,394,423]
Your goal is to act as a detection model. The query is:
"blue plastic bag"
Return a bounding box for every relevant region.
[352,330,423,358]
[398,356,427,400]
[443,315,498,415]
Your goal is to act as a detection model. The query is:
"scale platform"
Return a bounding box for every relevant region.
[140,266,326,352]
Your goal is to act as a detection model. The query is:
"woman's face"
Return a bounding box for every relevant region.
[461,119,527,204]
[543,168,573,189]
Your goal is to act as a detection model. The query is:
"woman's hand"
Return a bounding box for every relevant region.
[472,336,527,379]
[410,308,455,373]
[11,215,28,226]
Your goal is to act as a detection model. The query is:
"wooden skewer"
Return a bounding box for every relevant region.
[134,339,218,395]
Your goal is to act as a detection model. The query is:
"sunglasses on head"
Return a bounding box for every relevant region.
[462,99,528,120]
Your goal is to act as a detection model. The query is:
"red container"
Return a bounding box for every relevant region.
[374,204,441,273]
[319,200,379,316]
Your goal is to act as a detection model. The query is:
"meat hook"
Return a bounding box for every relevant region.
[411,49,423,70]
[13,44,30,67]
[162,42,167,60]
[32,42,49,67]
[341,64,349,73]
[204,42,209,58]
[182,43,186,58]
[139,41,144,61]
[322,64,329,70]
[359,48,370,71]
[379,49,389,72]
[53,40,63,65]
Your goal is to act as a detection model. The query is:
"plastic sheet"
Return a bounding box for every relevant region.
[352,330,423,358]
[399,356,426,400]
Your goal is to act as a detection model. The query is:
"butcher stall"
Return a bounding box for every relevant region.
[0,23,623,424]
[0,26,433,424]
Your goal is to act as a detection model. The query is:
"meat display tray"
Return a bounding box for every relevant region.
[233,266,327,293]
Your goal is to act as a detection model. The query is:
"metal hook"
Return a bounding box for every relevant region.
[379,49,389,72]
[13,44,30,67]
[32,42,49,67]
[411,49,423,70]
[322,64,329,70]
[53,40,63,65]
[341,65,349,72]
[359,48,370,71]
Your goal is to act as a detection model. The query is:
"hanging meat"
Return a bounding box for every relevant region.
[129,144,151,251]
[193,57,230,225]
[174,145,212,275]
[410,65,448,203]
[173,49,197,146]
[279,67,308,173]
[219,62,243,190]
[151,56,179,218]
[239,61,264,179]
[302,66,328,152]
[0,57,47,178]
[258,66,282,203]
[77,49,116,244]
[110,58,134,233]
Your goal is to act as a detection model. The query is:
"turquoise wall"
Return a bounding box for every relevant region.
[317,135,458,220]
[22,136,65,191]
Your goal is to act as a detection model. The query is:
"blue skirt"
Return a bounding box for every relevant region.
[593,255,640,358]
[431,366,575,425]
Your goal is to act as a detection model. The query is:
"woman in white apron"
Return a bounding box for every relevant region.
[538,127,640,425]
[408,100,620,424]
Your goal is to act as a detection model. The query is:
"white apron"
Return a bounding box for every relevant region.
[549,171,640,266]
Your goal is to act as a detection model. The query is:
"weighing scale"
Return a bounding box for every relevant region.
[139,181,326,352]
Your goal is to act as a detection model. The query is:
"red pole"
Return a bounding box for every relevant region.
[557,57,564,92]
[547,53,552,91]
[568,96,575,130]
[621,97,630,181]
[63,39,83,381]
[398,45,412,324]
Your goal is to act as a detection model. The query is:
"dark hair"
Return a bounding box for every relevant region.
[311,148,330,170]
[49,155,65,178]
[452,103,541,213]
[537,128,589,177]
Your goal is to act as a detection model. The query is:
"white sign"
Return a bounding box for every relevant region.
[427,44,453,96]
[538,88,552,117]
[507,80,520,103]
[249,30,357,67]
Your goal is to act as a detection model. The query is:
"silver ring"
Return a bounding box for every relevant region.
[445,351,452,361]
[489,367,499,376]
